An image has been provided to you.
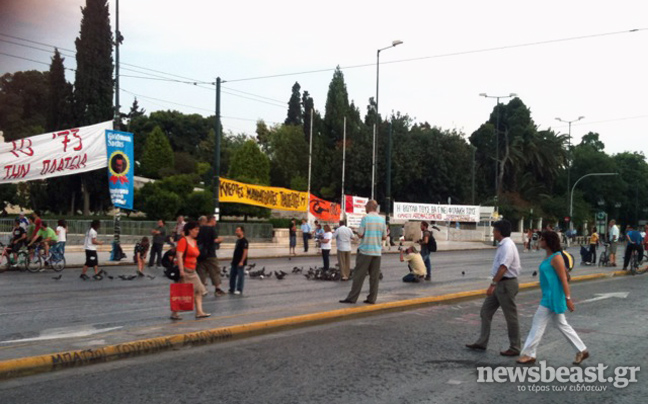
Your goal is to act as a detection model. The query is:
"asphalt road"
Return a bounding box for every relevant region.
[0,246,626,361]
[1,274,645,403]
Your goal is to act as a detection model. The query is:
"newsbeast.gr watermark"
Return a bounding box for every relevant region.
[477,362,640,391]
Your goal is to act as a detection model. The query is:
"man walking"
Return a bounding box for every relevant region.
[229,226,249,295]
[418,221,434,281]
[300,219,311,252]
[466,219,522,356]
[608,219,620,266]
[333,220,354,281]
[172,215,186,244]
[339,200,386,304]
[197,215,224,296]
[149,219,166,268]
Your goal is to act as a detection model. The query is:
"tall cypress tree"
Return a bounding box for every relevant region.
[74,0,114,125]
[47,49,74,132]
[73,0,114,215]
[285,82,302,126]
[323,66,350,146]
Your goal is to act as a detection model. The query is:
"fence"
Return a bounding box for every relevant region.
[0,219,274,242]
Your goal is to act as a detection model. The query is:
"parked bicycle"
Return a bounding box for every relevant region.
[598,243,610,267]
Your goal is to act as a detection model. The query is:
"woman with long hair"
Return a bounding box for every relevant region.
[171,221,210,320]
[517,230,589,365]
[134,236,150,276]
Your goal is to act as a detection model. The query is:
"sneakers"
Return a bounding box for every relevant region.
[80,274,90,280]
[424,276,432,281]
[215,288,226,296]
[233,290,241,295]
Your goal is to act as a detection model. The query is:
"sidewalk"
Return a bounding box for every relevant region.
[56,240,495,268]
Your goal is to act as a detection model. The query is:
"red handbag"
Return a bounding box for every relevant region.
[170,283,194,312]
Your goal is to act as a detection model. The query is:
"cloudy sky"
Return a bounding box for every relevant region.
[1,0,647,155]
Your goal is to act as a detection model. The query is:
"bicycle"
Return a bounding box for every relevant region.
[598,243,610,267]
[630,248,647,275]
[0,244,34,272]
[24,244,44,273]
[47,242,66,272]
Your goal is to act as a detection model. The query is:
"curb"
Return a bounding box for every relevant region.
[0,270,629,380]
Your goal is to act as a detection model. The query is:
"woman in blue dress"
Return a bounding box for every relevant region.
[517,231,589,365]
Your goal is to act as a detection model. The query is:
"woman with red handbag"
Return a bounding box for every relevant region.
[170,221,211,320]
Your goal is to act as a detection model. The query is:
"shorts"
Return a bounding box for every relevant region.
[609,242,618,255]
[9,241,25,252]
[85,250,98,267]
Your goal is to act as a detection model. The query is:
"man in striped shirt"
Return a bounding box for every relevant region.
[340,200,387,304]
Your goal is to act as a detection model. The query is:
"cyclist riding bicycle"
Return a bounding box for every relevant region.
[31,221,58,264]
[622,224,644,270]
[6,219,27,265]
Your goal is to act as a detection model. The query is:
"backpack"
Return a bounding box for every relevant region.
[426,231,437,253]
[561,250,574,282]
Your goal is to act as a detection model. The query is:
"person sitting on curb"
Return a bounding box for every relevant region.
[400,245,426,283]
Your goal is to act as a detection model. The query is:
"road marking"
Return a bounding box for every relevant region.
[580,292,629,304]
[447,380,463,385]
[0,326,122,344]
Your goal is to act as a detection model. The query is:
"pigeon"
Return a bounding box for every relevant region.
[461,271,465,276]
[107,275,114,280]
[275,271,286,280]
[532,271,538,277]
[146,275,156,280]
[52,274,62,280]
[119,275,137,281]
[248,263,256,269]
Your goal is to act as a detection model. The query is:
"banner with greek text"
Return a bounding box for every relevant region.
[0,121,113,184]
[393,202,480,223]
[219,178,308,212]
[344,195,369,214]
[105,130,134,210]
[309,194,341,223]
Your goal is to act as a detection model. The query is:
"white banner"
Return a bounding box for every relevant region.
[346,213,365,229]
[393,202,480,223]
[344,195,369,214]
[0,121,113,184]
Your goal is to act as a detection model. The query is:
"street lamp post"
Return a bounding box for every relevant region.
[569,173,619,232]
[556,116,585,221]
[479,93,517,210]
[372,39,403,201]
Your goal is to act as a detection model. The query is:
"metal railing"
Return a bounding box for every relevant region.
[0,219,273,241]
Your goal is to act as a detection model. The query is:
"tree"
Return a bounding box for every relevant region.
[324,67,350,145]
[267,124,309,188]
[74,0,114,215]
[183,191,213,219]
[47,49,74,132]
[302,91,315,142]
[126,98,145,130]
[285,82,303,126]
[225,140,271,220]
[136,182,182,220]
[0,70,49,141]
[141,126,174,178]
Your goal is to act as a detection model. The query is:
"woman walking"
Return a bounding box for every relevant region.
[517,230,589,365]
[320,224,333,270]
[288,219,297,257]
[171,221,210,320]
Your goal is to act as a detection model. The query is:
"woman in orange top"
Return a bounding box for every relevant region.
[171,221,210,320]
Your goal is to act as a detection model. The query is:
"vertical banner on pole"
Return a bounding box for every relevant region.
[105,130,134,210]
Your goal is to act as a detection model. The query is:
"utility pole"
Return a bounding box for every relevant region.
[213,77,222,219]
[385,119,393,224]
[556,116,585,224]
[111,0,122,260]
[341,116,346,216]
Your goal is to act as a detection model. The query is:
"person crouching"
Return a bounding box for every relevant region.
[400,245,426,283]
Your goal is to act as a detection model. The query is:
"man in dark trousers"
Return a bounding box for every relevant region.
[466,219,522,357]
[149,219,166,268]
[197,215,224,296]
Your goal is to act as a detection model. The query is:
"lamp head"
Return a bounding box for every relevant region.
[509,93,517,97]
[392,40,403,47]
[479,93,487,97]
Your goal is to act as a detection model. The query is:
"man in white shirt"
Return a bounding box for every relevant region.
[466,219,522,356]
[608,219,620,266]
[81,220,103,280]
[333,220,354,280]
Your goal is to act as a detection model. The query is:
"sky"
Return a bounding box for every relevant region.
[1,0,647,156]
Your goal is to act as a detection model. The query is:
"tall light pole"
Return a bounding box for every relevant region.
[570,172,619,231]
[372,39,403,200]
[556,115,585,222]
[479,93,516,210]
